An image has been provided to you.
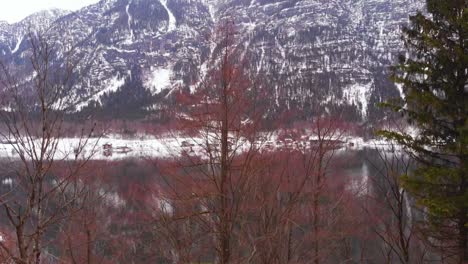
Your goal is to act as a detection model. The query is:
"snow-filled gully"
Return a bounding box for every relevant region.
[160,0,177,32]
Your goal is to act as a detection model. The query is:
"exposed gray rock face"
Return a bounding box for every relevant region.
[0,0,425,122]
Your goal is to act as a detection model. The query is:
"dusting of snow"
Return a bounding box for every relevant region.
[160,0,177,32]
[348,0,364,27]
[275,37,286,59]
[192,32,217,93]
[94,76,125,101]
[145,67,173,94]
[75,76,126,111]
[276,38,288,70]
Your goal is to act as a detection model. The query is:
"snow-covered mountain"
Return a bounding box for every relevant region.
[0,0,425,122]
[0,9,70,55]
[218,0,426,121]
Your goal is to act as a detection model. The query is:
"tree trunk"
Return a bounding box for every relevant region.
[16,225,27,264]
[219,80,230,264]
[87,229,93,264]
[458,169,467,264]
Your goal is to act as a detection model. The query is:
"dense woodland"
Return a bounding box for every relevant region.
[0,0,466,263]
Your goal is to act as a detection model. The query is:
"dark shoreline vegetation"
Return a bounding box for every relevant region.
[0,0,466,263]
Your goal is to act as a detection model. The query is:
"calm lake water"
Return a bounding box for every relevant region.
[0,147,409,263]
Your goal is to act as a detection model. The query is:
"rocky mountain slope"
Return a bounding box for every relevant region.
[217,0,427,121]
[0,9,70,55]
[0,0,425,122]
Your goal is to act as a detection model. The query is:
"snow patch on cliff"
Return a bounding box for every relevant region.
[395,83,405,99]
[125,1,134,42]
[146,67,172,94]
[342,82,373,118]
[10,35,23,54]
[160,0,177,32]
[257,45,265,74]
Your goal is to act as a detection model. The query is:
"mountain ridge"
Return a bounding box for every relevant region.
[0,0,425,122]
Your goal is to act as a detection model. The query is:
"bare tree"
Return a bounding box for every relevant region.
[58,170,124,264]
[235,116,365,264]
[150,20,272,264]
[0,31,98,263]
[362,119,431,263]
[364,143,427,264]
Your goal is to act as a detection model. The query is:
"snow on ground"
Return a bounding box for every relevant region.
[145,67,173,94]
[160,0,177,32]
[0,137,168,161]
[0,132,402,161]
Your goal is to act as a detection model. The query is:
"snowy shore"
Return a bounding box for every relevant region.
[0,134,396,161]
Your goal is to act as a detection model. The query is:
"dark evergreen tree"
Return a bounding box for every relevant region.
[103,74,150,118]
[380,0,467,262]
[89,66,154,120]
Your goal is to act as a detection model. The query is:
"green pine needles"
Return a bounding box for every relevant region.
[380,0,468,262]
